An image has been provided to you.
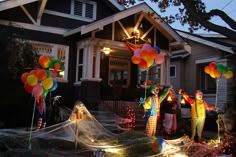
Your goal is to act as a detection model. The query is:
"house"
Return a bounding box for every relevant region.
[171,30,236,112]
[0,0,235,128]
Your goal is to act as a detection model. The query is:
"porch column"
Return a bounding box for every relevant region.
[87,45,93,79]
[95,46,101,79]
[160,50,170,86]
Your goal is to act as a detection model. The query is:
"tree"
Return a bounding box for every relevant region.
[117,0,236,41]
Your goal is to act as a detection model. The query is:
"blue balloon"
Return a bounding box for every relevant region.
[154,46,161,54]
[49,80,58,92]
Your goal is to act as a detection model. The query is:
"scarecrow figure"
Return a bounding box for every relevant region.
[69,101,86,150]
[35,96,46,129]
[179,89,216,143]
[142,85,170,137]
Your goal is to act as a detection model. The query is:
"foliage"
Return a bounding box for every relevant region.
[117,0,236,41]
[0,27,39,80]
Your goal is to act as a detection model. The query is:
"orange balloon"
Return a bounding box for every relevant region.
[213,69,221,78]
[204,66,211,74]
[39,55,50,68]
[37,69,47,81]
[54,62,61,71]
[209,70,216,78]
[131,55,140,64]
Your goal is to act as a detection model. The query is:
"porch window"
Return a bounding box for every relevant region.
[170,65,176,78]
[199,64,216,93]
[109,57,130,87]
[72,0,96,20]
[31,41,69,82]
[76,48,84,82]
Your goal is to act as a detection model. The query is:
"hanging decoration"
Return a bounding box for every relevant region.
[20,55,64,150]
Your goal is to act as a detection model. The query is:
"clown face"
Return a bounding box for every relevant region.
[152,87,160,95]
[195,91,203,100]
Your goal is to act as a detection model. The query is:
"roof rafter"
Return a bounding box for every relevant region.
[37,0,47,25]
[0,0,39,11]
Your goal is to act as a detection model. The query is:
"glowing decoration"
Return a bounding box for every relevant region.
[180,98,186,105]
[167,95,172,102]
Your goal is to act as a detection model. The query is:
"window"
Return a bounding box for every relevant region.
[31,41,69,82]
[170,65,176,78]
[199,64,216,93]
[109,57,130,87]
[76,48,84,82]
[72,0,96,20]
[138,64,176,84]
[138,65,159,85]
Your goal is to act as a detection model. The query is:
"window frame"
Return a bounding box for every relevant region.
[75,48,84,84]
[29,40,69,83]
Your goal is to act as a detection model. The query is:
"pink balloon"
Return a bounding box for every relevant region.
[32,84,43,97]
[50,71,57,78]
[155,54,165,64]
[142,43,152,50]
[134,48,141,57]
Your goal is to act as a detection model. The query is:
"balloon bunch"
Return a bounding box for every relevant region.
[204,62,235,79]
[131,43,165,70]
[21,55,64,97]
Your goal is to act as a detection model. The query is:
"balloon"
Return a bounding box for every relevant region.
[154,46,160,54]
[41,89,49,97]
[224,70,233,79]
[60,65,65,71]
[213,69,221,78]
[26,74,38,86]
[131,55,140,64]
[140,49,150,60]
[24,83,33,93]
[216,64,228,74]
[138,66,146,72]
[49,80,58,92]
[42,77,53,90]
[228,67,235,73]
[32,84,43,97]
[21,72,29,83]
[209,70,216,78]
[50,71,57,78]
[54,62,61,71]
[37,69,47,81]
[149,48,158,59]
[39,55,51,68]
[204,66,211,74]
[142,43,152,50]
[139,59,147,69]
[134,48,141,57]
[146,57,154,68]
[209,62,216,71]
[155,54,165,64]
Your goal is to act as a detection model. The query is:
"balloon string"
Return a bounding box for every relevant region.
[144,69,149,99]
[28,97,36,150]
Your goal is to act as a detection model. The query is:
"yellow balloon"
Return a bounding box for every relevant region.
[224,70,233,79]
[42,77,53,90]
[26,74,38,86]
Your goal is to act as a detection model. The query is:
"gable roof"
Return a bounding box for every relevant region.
[64,3,184,44]
[177,30,236,54]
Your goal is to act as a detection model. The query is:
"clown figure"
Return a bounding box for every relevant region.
[142,85,170,137]
[179,89,216,143]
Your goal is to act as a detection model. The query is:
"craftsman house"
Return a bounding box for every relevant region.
[0,0,235,127]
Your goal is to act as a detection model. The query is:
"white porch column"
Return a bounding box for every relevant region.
[87,45,93,79]
[160,50,171,86]
[95,46,101,79]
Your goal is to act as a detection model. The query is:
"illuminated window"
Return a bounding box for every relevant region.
[31,41,69,82]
